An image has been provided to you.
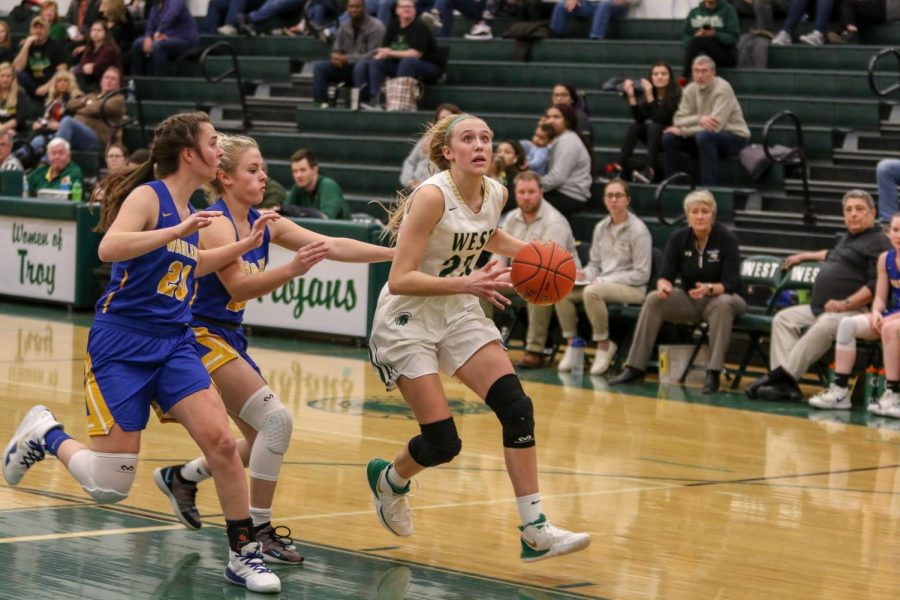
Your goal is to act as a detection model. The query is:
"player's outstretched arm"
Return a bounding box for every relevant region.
[268,218,394,263]
[195,212,280,277]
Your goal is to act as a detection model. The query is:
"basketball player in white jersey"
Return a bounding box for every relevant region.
[366,113,591,561]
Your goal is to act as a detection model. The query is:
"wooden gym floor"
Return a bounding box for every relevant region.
[1,303,899,599]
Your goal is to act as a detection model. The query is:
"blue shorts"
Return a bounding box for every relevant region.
[191,321,262,377]
[84,323,212,436]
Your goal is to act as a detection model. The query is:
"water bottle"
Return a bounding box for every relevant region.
[570,336,586,376]
[864,366,879,405]
[59,176,71,198]
[71,181,82,202]
[22,174,28,198]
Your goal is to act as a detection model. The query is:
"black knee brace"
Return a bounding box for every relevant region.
[408,417,462,467]
[485,373,535,448]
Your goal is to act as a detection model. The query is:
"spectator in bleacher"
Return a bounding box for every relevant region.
[400,102,461,192]
[830,0,900,43]
[130,0,199,77]
[99,0,136,56]
[772,0,835,45]
[489,140,528,210]
[26,137,84,197]
[203,0,265,35]
[54,65,124,152]
[555,179,652,376]
[807,212,900,412]
[432,0,493,40]
[540,103,592,217]
[743,0,791,35]
[260,159,288,208]
[363,0,444,110]
[877,159,900,222]
[483,171,580,369]
[39,2,68,44]
[612,61,681,184]
[0,62,29,136]
[550,83,594,159]
[127,147,149,166]
[0,130,24,171]
[312,0,385,108]
[662,56,749,187]
[238,0,337,36]
[13,16,68,100]
[72,21,120,91]
[66,0,102,48]
[283,149,352,219]
[682,0,739,79]
[26,70,83,155]
[549,0,641,41]
[0,21,14,65]
[746,190,890,401]
[104,141,128,173]
[610,189,745,394]
[520,122,555,176]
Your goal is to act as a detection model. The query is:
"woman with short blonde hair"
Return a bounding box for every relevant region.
[611,188,746,393]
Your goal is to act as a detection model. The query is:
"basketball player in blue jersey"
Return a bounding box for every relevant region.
[366,114,591,561]
[153,134,393,563]
[2,113,282,593]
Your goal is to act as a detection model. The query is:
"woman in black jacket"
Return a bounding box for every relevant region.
[609,189,747,393]
[613,62,681,183]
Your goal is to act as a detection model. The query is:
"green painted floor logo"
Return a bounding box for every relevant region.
[308,396,493,419]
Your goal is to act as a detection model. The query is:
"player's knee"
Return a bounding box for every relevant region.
[70,450,137,504]
[239,386,293,455]
[408,417,462,467]
[836,317,858,346]
[485,373,535,449]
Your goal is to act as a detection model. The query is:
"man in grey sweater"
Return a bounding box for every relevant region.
[312,0,385,107]
[661,55,749,187]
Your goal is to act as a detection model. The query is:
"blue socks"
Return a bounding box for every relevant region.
[44,426,71,457]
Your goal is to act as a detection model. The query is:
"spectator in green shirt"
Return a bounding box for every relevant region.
[283,149,351,220]
[27,137,84,198]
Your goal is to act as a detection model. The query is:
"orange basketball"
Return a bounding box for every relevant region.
[510,240,576,305]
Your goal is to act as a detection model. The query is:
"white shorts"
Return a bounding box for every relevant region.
[369,291,502,390]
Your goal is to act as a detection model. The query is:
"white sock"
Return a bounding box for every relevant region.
[250,506,273,529]
[180,458,212,483]
[516,492,542,525]
[385,464,409,492]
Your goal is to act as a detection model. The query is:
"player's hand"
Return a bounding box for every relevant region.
[873,312,884,334]
[244,211,281,249]
[289,241,329,276]
[466,259,513,309]
[176,210,223,236]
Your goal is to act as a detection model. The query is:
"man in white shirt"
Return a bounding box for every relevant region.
[486,170,580,369]
[0,130,23,172]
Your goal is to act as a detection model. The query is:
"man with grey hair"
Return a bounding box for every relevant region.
[662,55,749,187]
[0,131,23,172]
[26,137,83,198]
[746,190,890,401]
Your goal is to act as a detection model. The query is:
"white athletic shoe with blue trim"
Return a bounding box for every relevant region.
[224,542,281,593]
[3,405,61,486]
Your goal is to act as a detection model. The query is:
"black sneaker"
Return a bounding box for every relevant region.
[256,524,304,564]
[154,465,202,529]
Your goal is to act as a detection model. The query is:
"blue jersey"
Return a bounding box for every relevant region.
[885,248,900,316]
[95,180,200,329]
[191,198,270,325]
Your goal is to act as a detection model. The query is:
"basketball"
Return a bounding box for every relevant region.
[510,241,576,305]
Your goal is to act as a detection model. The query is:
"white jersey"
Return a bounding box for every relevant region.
[369,171,505,388]
[378,170,505,314]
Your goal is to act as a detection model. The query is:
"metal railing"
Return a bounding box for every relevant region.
[867,47,900,97]
[200,41,250,131]
[654,172,694,226]
[101,86,147,147]
[762,110,816,225]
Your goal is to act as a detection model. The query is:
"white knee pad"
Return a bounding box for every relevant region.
[836,315,867,349]
[67,449,137,504]
[238,386,293,482]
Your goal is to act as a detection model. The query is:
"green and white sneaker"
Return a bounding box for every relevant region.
[366,458,413,537]
[519,514,590,562]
